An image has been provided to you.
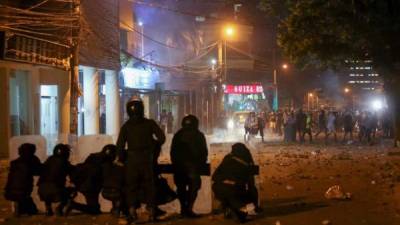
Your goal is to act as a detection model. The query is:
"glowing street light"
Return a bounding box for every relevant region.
[282,64,288,70]
[138,21,143,27]
[210,58,217,65]
[224,25,235,38]
[344,87,350,93]
[309,93,313,97]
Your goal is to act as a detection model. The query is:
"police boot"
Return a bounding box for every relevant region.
[45,203,54,216]
[126,207,137,224]
[111,201,121,218]
[185,190,200,218]
[13,202,20,217]
[233,208,248,223]
[147,206,156,222]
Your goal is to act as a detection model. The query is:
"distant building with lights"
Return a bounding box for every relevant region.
[344,60,384,109]
[345,60,383,93]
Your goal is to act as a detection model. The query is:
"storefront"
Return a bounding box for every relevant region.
[224,83,268,113]
[121,67,160,120]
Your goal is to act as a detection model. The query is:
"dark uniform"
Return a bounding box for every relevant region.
[116,98,165,223]
[212,143,259,223]
[100,145,127,217]
[170,115,208,217]
[38,144,74,216]
[67,149,110,215]
[4,143,41,216]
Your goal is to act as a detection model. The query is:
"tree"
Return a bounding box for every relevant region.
[260,0,400,146]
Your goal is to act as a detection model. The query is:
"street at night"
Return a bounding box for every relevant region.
[1,0,400,225]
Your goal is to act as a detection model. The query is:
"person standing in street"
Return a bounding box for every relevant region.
[296,109,307,142]
[343,110,354,143]
[170,115,208,218]
[167,111,174,134]
[160,109,168,133]
[116,97,166,224]
[326,112,337,143]
[315,110,327,140]
[302,112,313,143]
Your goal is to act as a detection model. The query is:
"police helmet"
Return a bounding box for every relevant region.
[181,114,199,129]
[101,144,117,161]
[53,144,71,159]
[18,143,36,157]
[126,96,144,118]
[231,143,254,164]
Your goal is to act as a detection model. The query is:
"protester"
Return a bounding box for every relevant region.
[296,109,307,142]
[326,112,337,142]
[315,110,327,139]
[167,111,174,134]
[170,115,208,218]
[4,143,41,216]
[212,143,260,223]
[343,111,354,143]
[284,111,297,142]
[276,110,284,136]
[302,112,313,143]
[358,111,368,143]
[160,109,168,133]
[116,97,165,223]
[257,112,266,142]
[38,144,74,216]
[244,112,259,142]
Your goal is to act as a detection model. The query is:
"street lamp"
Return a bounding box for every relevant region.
[273,63,289,111]
[138,21,144,58]
[224,25,235,38]
[221,25,235,81]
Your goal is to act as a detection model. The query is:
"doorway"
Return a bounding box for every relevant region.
[40,85,59,154]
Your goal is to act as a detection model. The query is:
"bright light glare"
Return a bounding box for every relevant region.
[227,119,235,129]
[309,93,313,97]
[371,99,383,111]
[282,64,288,69]
[225,26,234,37]
[211,58,217,65]
[138,21,143,26]
[344,88,350,93]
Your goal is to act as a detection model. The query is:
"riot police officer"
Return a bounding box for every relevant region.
[170,115,208,217]
[38,144,74,216]
[116,97,165,223]
[66,145,116,215]
[212,143,260,223]
[4,143,41,216]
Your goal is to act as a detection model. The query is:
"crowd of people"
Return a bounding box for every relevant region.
[4,97,260,224]
[247,108,394,145]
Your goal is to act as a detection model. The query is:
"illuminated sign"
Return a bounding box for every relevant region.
[122,67,160,90]
[224,84,264,94]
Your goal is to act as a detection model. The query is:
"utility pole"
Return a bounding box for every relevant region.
[69,0,80,135]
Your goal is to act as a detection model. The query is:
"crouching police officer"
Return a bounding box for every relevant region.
[212,143,260,223]
[170,115,208,217]
[116,97,165,224]
[66,145,117,215]
[4,143,42,216]
[100,144,127,217]
[38,144,75,216]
